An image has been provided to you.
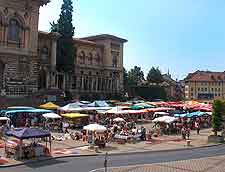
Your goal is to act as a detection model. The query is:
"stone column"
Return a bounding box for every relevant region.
[49,32,61,88]
[51,40,57,70]
[81,77,84,90]
[91,77,94,91]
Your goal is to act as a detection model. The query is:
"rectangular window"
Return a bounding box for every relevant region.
[198,88,200,91]
[191,87,193,91]
[205,88,207,92]
[215,88,217,92]
[201,88,203,91]
[211,88,214,92]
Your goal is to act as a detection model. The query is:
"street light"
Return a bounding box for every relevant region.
[104,152,108,172]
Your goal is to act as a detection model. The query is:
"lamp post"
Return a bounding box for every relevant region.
[104,152,108,172]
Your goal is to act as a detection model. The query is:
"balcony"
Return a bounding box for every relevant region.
[0,40,34,56]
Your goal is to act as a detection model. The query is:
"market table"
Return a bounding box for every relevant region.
[114,134,141,144]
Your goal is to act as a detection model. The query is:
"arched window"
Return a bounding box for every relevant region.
[79,51,85,64]
[41,47,49,62]
[96,53,101,64]
[8,18,21,42]
[88,53,93,65]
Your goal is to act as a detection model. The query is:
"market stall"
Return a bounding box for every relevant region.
[42,113,62,131]
[5,128,51,160]
[4,109,51,127]
[152,116,178,135]
[83,124,107,148]
[0,117,10,138]
[61,113,89,128]
[39,102,60,110]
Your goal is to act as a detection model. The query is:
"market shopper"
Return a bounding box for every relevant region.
[195,121,200,135]
[181,127,186,140]
[186,127,191,140]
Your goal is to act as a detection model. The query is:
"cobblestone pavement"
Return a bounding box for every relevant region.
[92,155,225,172]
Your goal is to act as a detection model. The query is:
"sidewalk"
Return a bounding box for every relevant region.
[0,128,220,167]
[91,155,225,172]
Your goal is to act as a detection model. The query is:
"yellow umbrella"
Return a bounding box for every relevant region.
[39,102,60,110]
[61,113,89,118]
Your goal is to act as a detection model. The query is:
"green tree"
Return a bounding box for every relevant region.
[147,67,164,84]
[50,0,75,73]
[212,100,225,136]
[127,66,145,86]
[123,67,129,89]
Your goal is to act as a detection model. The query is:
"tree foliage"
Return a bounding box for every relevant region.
[147,67,164,84]
[127,66,145,86]
[50,0,75,72]
[212,100,225,136]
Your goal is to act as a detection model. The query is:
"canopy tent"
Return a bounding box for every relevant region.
[113,117,125,122]
[134,103,155,108]
[5,109,51,116]
[174,113,187,118]
[6,128,51,140]
[174,111,208,118]
[39,102,59,110]
[87,101,109,107]
[80,101,91,104]
[0,117,10,121]
[152,116,177,124]
[83,123,107,132]
[130,105,145,110]
[42,113,62,119]
[147,101,169,107]
[7,106,35,110]
[146,107,175,112]
[154,112,169,116]
[103,107,123,114]
[59,103,83,111]
[82,107,111,111]
[192,107,212,112]
[61,113,89,118]
[70,101,85,106]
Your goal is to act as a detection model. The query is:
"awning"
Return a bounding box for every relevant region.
[152,116,177,123]
[39,102,60,110]
[42,113,62,119]
[83,123,106,132]
[5,109,51,115]
[61,113,89,118]
[6,128,51,139]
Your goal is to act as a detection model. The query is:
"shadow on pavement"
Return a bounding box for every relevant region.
[24,158,68,169]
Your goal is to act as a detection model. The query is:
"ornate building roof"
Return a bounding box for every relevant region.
[185,70,225,82]
[36,0,50,6]
[81,34,128,43]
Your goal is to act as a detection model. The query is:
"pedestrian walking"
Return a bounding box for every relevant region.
[186,127,190,140]
[181,127,186,140]
[195,122,200,135]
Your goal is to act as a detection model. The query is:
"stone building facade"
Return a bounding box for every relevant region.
[0,0,127,100]
[184,70,225,100]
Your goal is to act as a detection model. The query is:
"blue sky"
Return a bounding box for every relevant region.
[39,0,225,80]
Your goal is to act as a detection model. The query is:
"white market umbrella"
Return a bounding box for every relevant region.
[152,116,177,124]
[113,117,125,122]
[42,113,62,119]
[59,103,83,111]
[83,123,107,132]
[0,117,10,121]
